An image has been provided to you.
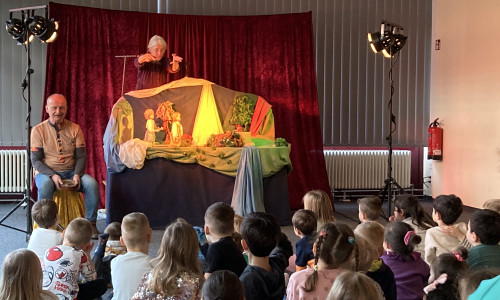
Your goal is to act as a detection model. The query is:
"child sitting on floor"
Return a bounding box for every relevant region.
[104,221,127,256]
[389,194,436,256]
[202,270,244,300]
[358,196,383,223]
[27,199,63,261]
[203,202,247,278]
[424,249,468,300]
[42,218,107,300]
[239,212,293,300]
[465,209,500,271]
[131,218,202,299]
[0,249,58,300]
[302,190,335,229]
[287,222,358,300]
[382,221,430,300]
[111,212,152,300]
[292,209,317,271]
[425,194,467,265]
[355,221,397,300]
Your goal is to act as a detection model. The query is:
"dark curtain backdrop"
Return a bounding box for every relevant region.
[43,2,330,210]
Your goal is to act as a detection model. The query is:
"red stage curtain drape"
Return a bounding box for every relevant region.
[44,2,330,210]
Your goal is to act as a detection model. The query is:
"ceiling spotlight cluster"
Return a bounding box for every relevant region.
[368,21,407,58]
[5,5,58,45]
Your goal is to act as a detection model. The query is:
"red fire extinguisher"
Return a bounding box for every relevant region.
[428,118,443,160]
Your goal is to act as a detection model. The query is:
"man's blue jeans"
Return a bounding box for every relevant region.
[35,171,99,221]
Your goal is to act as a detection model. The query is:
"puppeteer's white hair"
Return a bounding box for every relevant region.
[148,35,167,51]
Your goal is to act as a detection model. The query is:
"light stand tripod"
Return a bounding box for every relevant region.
[378,54,405,218]
[0,29,35,235]
[368,21,408,219]
[2,5,58,236]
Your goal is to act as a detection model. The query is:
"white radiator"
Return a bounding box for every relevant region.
[0,150,27,193]
[324,150,411,190]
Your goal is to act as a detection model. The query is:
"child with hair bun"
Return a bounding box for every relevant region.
[381,221,430,300]
[286,222,357,300]
[302,190,335,229]
[424,248,468,300]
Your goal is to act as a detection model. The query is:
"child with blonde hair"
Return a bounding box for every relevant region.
[483,199,500,214]
[302,190,335,229]
[355,221,397,300]
[111,212,152,300]
[0,249,58,300]
[131,218,202,299]
[326,270,381,300]
[382,221,430,300]
[42,218,107,300]
[286,222,357,300]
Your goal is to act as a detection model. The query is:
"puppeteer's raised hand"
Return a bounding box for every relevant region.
[171,53,183,63]
[138,53,156,64]
[51,174,63,190]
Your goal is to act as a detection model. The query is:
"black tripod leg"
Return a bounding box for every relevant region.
[0,197,30,234]
[378,181,390,219]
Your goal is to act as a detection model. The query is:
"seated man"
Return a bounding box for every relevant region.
[31,93,99,237]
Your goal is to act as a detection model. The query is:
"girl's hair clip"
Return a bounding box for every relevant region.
[348,236,355,244]
[319,231,327,238]
[404,230,415,245]
[453,251,464,262]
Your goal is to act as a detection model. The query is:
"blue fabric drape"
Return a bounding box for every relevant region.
[231,146,265,216]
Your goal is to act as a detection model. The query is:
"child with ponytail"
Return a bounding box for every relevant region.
[381,221,430,300]
[424,248,468,300]
[286,222,357,300]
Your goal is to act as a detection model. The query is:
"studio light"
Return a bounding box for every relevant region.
[27,16,58,43]
[5,6,58,45]
[5,18,32,44]
[368,21,407,58]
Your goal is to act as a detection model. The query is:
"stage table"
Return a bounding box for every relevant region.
[106,145,292,228]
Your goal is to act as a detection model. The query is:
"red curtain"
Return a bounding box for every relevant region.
[44,2,330,210]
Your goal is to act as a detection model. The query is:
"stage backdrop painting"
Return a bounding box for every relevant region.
[43,2,330,211]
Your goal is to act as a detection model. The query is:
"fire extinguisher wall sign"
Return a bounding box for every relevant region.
[428,118,443,160]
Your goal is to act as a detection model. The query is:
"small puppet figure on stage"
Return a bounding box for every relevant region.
[143,109,161,144]
[155,101,176,145]
[170,112,183,147]
[134,35,183,90]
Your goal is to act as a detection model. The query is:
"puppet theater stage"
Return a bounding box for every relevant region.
[42,3,331,228]
[104,77,293,227]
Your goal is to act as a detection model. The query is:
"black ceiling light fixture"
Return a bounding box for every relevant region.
[368,21,407,58]
[5,5,58,45]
